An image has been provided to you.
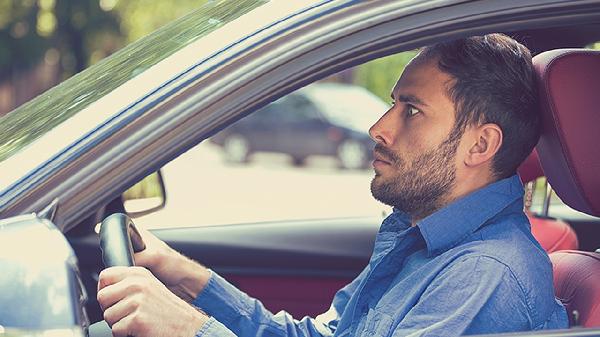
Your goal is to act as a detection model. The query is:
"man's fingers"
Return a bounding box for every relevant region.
[103,294,141,327]
[133,228,169,268]
[111,312,149,337]
[97,280,131,312]
[97,266,132,291]
[97,267,151,310]
[110,314,135,337]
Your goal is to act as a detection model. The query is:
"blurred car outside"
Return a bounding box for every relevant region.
[210,82,387,170]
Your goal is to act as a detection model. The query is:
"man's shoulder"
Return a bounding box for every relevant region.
[441,219,558,324]
[476,217,549,265]
[455,218,552,280]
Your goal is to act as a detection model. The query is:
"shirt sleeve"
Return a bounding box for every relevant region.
[195,317,239,337]
[192,269,367,337]
[390,255,532,337]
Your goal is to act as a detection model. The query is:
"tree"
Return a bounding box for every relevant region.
[0,0,122,81]
[353,51,418,101]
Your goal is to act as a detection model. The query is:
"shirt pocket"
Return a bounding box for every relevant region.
[363,307,394,337]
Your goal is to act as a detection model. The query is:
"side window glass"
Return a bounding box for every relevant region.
[289,95,321,120]
[133,51,415,229]
[528,176,599,221]
[249,103,278,122]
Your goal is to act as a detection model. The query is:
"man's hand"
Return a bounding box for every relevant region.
[134,229,211,302]
[97,266,209,337]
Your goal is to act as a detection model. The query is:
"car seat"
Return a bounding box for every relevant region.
[517,149,578,252]
[533,48,600,327]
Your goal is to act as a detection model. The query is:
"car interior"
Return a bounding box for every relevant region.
[534,47,600,329]
[519,149,579,253]
[61,22,600,336]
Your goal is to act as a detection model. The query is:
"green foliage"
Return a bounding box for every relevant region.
[0,1,49,76]
[0,0,268,163]
[353,50,418,101]
[0,0,122,78]
[123,172,163,200]
[113,1,209,44]
[0,0,217,79]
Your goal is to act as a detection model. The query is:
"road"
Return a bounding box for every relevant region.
[135,142,390,229]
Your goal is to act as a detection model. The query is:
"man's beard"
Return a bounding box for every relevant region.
[370,128,462,221]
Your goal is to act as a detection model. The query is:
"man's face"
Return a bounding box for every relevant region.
[369,56,463,220]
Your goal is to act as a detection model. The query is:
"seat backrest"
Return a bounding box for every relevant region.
[518,150,578,252]
[533,48,600,327]
[550,251,600,327]
[529,214,578,253]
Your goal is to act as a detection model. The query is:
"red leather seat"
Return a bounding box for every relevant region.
[518,150,578,252]
[533,49,600,327]
[519,149,544,184]
[530,215,578,253]
[550,251,600,326]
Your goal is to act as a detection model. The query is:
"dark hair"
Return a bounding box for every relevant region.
[420,33,539,179]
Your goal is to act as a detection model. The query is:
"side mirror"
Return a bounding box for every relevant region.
[0,215,88,336]
[122,170,166,218]
[307,117,325,124]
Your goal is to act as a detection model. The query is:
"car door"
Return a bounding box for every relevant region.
[69,216,381,322]
[162,217,380,317]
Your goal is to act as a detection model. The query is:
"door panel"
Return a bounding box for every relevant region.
[69,216,381,322]
[224,275,349,318]
[156,217,380,317]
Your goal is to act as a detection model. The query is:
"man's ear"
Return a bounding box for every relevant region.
[465,123,503,167]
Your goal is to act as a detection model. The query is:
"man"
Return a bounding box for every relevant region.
[97,34,569,337]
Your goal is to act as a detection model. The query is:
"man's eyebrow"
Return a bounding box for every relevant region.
[394,94,429,107]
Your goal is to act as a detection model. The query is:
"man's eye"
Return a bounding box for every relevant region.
[407,105,421,117]
[390,101,396,107]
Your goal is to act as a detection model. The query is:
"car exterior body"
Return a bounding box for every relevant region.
[1,0,600,336]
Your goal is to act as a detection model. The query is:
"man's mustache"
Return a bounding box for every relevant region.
[374,143,400,164]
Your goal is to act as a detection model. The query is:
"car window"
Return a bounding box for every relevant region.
[251,104,281,122]
[302,83,390,131]
[0,0,269,164]
[529,176,600,221]
[278,95,322,122]
[130,52,415,229]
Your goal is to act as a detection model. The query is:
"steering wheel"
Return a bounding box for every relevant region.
[89,213,146,337]
[99,213,146,267]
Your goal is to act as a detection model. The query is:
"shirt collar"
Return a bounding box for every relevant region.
[380,209,412,233]
[416,174,524,257]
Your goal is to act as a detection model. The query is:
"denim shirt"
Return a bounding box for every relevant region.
[193,175,568,337]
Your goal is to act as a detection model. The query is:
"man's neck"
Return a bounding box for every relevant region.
[409,171,497,224]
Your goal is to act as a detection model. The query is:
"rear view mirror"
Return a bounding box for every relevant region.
[122,170,166,218]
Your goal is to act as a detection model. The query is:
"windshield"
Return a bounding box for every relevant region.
[0,0,268,164]
[301,83,389,131]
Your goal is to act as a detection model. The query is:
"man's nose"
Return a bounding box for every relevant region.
[369,112,393,146]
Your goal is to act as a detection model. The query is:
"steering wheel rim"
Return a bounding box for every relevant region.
[99,213,146,267]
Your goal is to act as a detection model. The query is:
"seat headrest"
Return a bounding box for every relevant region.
[518,149,543,184]
[533,49,600,217]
